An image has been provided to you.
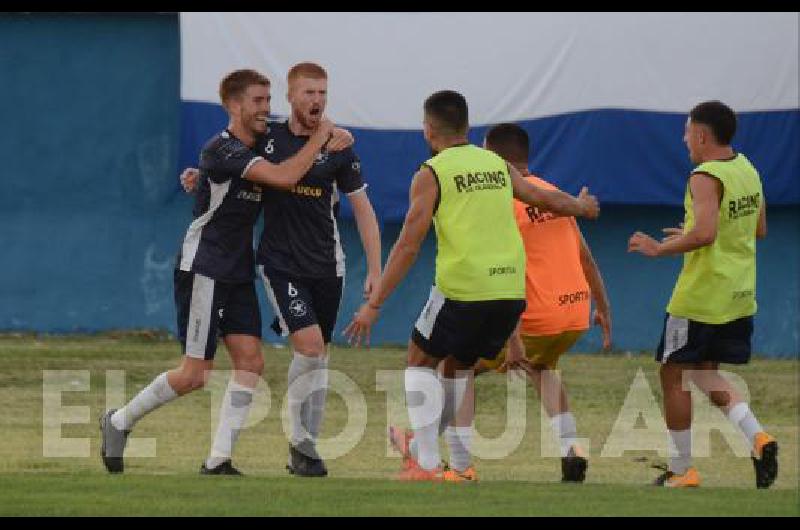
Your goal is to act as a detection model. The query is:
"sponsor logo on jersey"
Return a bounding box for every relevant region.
[453,170,506,193]
[558,290,590,306]
[728,192,760,220]
[290,185,323,198]
[489,265,516,277]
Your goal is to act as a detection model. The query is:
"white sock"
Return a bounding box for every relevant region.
[550,412,579,457]
[111,372,177,431]
[303,355,328,441]
[405,367,443,471]
[668,429,692,475]
[206,379,254,469]
[727,402,763,447]
[445,425,472,472]
[287,352,323,445]
[438,375,467,433]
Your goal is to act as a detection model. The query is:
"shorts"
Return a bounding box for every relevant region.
[655,313,753,365]
[174,269,261,360]
[479,329,586,372]
[411,285,526,366]
[258,265,344,344]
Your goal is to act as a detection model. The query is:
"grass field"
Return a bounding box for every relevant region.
[0,335,797,516]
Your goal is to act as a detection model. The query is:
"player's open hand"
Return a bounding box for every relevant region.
[628,231,661,257]
[577,187,600,219]
[343,303,380,348]
[593,308,612,350]
[180,168,199,193]
[328,127,354,152]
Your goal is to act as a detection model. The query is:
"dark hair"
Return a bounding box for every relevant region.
[689,100,737,145]
[219,69,270,109]
[424,90,468,135]
[485,123,530,163]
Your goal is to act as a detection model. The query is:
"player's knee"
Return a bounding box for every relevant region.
[708,389,732,408]
[238,354,264,376]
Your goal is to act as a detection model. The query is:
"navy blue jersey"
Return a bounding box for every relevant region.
[177,130,264,282]
[256,121,366,278]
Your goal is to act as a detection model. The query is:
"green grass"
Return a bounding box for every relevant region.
[0,335,797,516]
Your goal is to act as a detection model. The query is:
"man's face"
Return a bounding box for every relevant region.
[683,117,705,165]
[288,76,327,130]
[234,84,270,136]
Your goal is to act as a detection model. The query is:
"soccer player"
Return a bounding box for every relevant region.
[183,62,381,477]
[628,100,777,488]
[99,69,335,475]
[344,90,599,482]
[390,123,611,482]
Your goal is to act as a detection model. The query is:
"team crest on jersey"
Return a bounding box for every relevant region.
[314,151,330,165]
[289,299,307,318]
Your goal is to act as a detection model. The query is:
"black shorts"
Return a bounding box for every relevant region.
[655,313,753,365]
[258,266,344,344]
[174,270,261,360]
[411,286,526,366]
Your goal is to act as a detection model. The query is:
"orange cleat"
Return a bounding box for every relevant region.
[396,461,444,482]
[752,432,778,489]
[653,466,700,488]
[443,465,478,483]
[389,425,417,470]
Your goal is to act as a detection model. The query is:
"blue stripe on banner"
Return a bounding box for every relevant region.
[180,102,799,219]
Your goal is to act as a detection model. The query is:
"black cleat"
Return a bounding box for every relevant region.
[287,439,328,477]
[561,446,588,483]
[200,459,244,476]
[752,433,778,489]
[100,409,130,474]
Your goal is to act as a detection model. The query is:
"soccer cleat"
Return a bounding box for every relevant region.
[287,439,328,477]
[99,409,130,474]
[397,461,444,482]
[751,432,778,489]
[443,465,479,483]
[388,425,417,470]
[652,465,700,488]
[561,445,588,483]
[200,459,243,476]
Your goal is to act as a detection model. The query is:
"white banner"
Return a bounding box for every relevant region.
[180,12,799,129]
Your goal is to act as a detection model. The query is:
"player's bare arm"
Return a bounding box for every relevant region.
[178,125,353,194]
[575,221,612,350]
[628,173,721,257]
[756,200,767,239]
[343,167,437,347]
[349,191,382,299]
[509,164,599,219]
[242,118,334,189]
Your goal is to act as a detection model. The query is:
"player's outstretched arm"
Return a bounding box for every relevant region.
[343,167,437,347]
[509,164,599,219]
[628,173,721,257]
[243,118,335,189]
[575,222,612,350]
[349,191,382,299]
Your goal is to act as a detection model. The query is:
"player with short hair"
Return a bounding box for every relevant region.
[389,122,611,483]
[629,100,777,488]
[100,69,335,476]
[345,90,600,482]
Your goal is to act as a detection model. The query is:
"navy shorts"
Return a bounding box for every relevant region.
[411,286,526,366]
[258,266,344,344]
[174,269,261,360]
[655,313,753,365]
